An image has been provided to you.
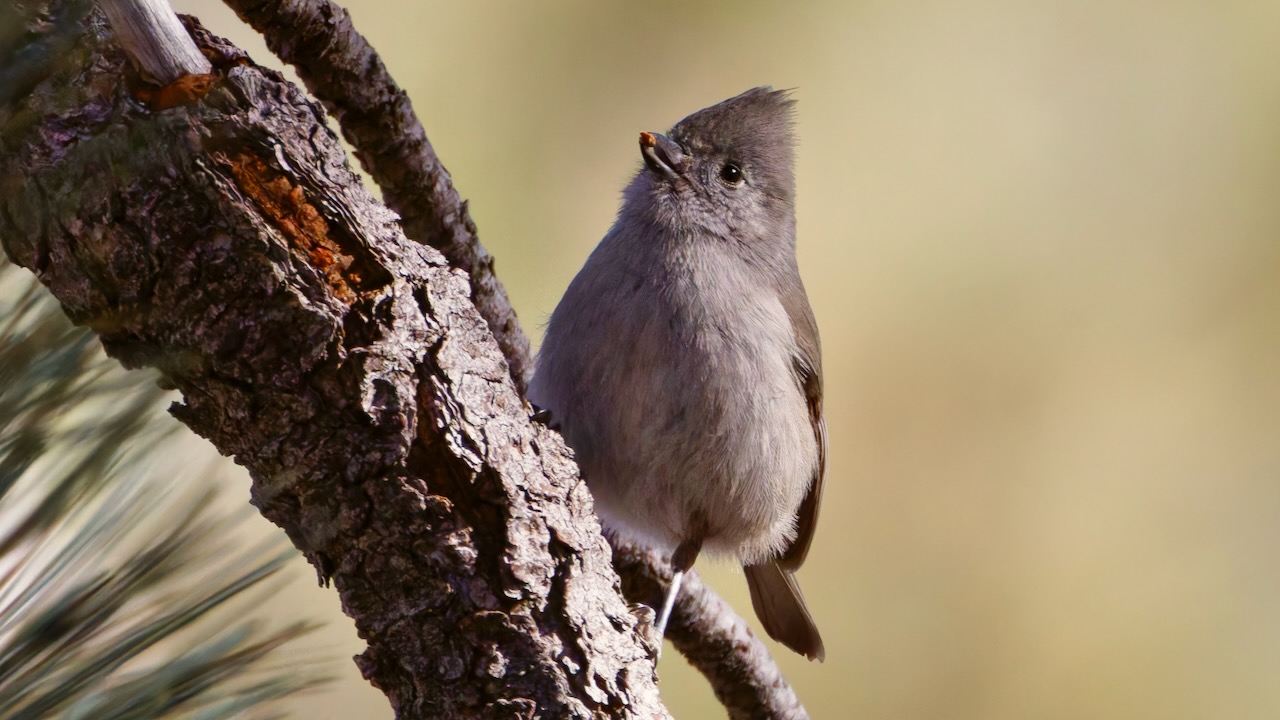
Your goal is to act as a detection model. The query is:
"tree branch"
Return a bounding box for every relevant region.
[614,543,810,720]
[217,0,534,394]
[0,7,664,717]
[0,1,812,716]
[203,3,811,716]
[99,0,209,82]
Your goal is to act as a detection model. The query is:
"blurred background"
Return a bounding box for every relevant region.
[159,0,1280,717]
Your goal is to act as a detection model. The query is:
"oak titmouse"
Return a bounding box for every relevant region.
[529,87,826,661]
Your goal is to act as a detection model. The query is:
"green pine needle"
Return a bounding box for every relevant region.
[0,260,329,719]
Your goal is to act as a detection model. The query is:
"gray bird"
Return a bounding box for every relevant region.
[529,87,826,661]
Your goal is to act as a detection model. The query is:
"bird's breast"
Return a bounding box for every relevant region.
[580,243,817,560]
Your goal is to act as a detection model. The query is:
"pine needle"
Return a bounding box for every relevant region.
[0,261,329,719]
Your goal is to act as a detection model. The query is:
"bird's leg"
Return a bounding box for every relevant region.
[654,538,702,644]
[653,575,683,639]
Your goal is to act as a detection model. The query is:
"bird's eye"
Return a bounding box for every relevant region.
[719,162,744,186]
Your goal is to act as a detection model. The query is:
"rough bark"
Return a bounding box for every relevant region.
[0,9,665,718]
[0,2,813,718]
[219,0,534,394]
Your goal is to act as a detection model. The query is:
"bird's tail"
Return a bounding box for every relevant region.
[744,561,825,661]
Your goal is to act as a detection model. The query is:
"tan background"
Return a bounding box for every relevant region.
[167,1,1280,717]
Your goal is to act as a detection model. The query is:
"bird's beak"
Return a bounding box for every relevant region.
[639,131,688,180]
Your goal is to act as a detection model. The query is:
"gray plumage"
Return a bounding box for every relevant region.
[529,87,826,661]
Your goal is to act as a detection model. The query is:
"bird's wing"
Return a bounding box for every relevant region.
[778,280,825,570]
